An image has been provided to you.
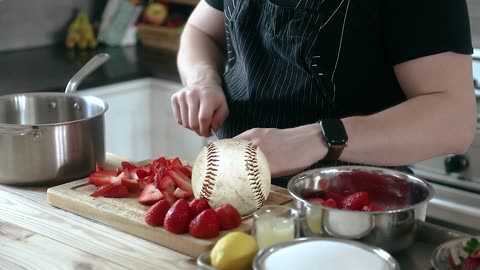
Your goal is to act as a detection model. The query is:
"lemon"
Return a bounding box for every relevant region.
[210,232,259,270]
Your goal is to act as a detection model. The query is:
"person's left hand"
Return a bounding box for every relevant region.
[234,125,328,178]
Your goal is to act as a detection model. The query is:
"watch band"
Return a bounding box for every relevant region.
[323,144,345,162]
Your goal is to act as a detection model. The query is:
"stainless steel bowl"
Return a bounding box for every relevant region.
[287,166,435,253]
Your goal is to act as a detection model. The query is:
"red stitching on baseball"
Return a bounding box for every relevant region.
[200,142,219,200]
[245,143,265,208]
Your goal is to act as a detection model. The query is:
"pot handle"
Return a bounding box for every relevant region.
[64,53,111,94]
[0,127,33,136]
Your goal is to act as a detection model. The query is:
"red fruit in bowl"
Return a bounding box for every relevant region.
[164,199,192,234]
[189,198,212,217]
[215,203,242,230]
[339,192,369,210]
[323,198,337,208]
[189,209,220,239]
[325,192,344,205]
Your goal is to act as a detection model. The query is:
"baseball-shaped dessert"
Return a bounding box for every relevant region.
[191,139,271,216]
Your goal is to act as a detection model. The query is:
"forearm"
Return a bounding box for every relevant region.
[340,91,476,166]
[177,24,226,87]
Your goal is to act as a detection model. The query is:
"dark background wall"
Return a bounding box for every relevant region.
[0,0,478,52]
[0,0,106,52]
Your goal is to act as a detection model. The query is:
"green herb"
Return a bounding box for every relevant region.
[463,238,480,256]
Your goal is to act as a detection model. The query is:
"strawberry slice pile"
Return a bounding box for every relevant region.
[87,157,193,203]
[145,198,243,239]
[304,190,385,211]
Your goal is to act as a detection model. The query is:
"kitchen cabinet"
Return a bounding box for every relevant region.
[79,78,206,162]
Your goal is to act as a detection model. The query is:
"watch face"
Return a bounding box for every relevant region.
[321,118,348,145]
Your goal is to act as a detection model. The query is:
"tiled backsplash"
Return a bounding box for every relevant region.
[0,0,106,52]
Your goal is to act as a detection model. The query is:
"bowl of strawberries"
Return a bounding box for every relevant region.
[287,166,434,254]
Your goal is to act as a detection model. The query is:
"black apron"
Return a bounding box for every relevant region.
[216,0,412,186]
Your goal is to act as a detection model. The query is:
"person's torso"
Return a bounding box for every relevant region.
[218,0,406,139]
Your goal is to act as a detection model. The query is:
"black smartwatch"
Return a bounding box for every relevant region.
[319,118,348,161]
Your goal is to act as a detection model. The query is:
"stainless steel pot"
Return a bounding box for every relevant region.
[0,54,110,185]
[287,166,435,253]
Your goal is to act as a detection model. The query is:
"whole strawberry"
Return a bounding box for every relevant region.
[164,199,192,234]
[340,191,369,210]
[189,209,220,239]
[215,203,242,230]
[144,199,171,226]
[189,198,212,217]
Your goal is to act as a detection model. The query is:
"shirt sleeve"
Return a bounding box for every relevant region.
[382,0,473,65]
[204,0,224,11]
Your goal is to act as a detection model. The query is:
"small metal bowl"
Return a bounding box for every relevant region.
[197,252,216,270]
[431,236,480,270]
[253,237,400,270]
[287,166,434,253]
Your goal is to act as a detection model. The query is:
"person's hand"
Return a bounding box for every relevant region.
[234,125,328,178]
[171,84,229,137]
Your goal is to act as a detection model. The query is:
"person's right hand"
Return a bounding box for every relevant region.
[171,84,229,137]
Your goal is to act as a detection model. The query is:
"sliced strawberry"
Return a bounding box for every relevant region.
[169,157,183,168]
[121,161,137,170]
[340,191,370,210]
[104,185,129,198]
[91,183,117,197]
[156,174,176,193]
[139,175,154,188]
[144,199,171,226]
[189,209,220,239]
[168,169,193,193]
[173,187,192,199]
[325,192,344,206]
[135,169,150,179]
[164,199,192,234]
[361,205,385,211]
[162,191,178,204]
[461,256,480,270]
[178,165,192,179]
[95,162,104,172]
[88,170,119,186]
[152,157,169,173]
[189,198,212,217]
[118,168,139,181]
[307,198,325,205]
[139,183,164,205]
[121,178,140,190]
[138,164,152,173]
[215,203,242,230]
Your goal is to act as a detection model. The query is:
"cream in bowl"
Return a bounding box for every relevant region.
[253,237,400,270]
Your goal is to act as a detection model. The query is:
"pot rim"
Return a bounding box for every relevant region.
[287,165,435,214]
[0,92,109,128]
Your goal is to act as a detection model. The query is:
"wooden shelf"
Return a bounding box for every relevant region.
[138,24,183,51]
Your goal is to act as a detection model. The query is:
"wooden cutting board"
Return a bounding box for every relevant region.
[46,155,293,258]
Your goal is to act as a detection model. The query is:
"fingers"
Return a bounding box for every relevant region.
[171,86,227,137]
[171,95,182,125]
[211,102,229,131]
[198,101,214,137]
[187,91,200,133]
